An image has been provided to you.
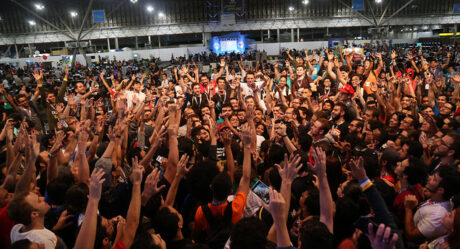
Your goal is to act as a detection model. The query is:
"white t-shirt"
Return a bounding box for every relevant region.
[10,224,57,249]
[125,90,146,108]
[413,200,451,240]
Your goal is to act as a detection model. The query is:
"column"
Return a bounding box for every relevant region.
[135,36,139,49]
[291,28,294,42]
[277,29,280,42]
[28,44,33,58]
[158,36,161,48]
[261,30,264,42]
[115,37,119,50]
[297,28,300,42]
[202,31,207,46]
[88,40,92,46]
[107,38,111,51]
[14,43,19,59]
[267,30,271,39]
[148,35,151,45]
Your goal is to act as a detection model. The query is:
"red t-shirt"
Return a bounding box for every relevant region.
[0,203,16,249]
[393,184,423,223]
[112,240,127,249]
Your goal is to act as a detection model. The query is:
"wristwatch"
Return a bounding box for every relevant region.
[48,152,57,159]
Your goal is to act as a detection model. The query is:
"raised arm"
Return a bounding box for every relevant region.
[47,130,65,184]
[310,147,334,233]
[73,169,105,249]
[119,157,143,249]
[165,154,190,206]
[163,104,181,183]
[276,153,301,219]
[441,52,451,69]
[238,124,252,195]
[15,131,40,194]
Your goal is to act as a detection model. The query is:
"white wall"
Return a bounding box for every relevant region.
[0,38,420,67]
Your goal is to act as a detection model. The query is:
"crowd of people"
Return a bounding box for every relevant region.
[0,44,459,249]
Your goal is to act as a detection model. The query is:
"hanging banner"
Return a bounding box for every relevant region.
[93,10,105,23]
[353,0,364,10]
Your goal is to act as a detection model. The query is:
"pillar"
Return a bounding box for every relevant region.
[115,37,119,50]
[267,30,271,39]
[202,31,207,46]
[148,35,151,45]
[107,38,111,51]
[135,36,139,49]
[291,28,294,42]
[14,43,19,59]
[28,44,33,58]
[297,28,300,42]
[261,30,264,42]
[158,36,161,48]
[277,29,280,42]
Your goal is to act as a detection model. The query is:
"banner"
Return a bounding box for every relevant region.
[93,10,105,23]
[352,0,364,10]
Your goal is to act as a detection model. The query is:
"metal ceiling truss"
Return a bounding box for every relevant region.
[1,15,459,46]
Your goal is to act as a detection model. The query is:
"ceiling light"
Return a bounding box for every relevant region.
[146,6,154,12]
[130,0,138,3]
[302,0,309,4]
[70,11,78,17]
[288,6,294,11]
[34,3,45,10]
[28,20,36,26]
[158,12,165,17]
[375,0,382,3]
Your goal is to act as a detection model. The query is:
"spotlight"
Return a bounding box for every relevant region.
[288,6,294,11]
[130,0,138,3]
[34,3,45,10]
[28,20,36,26]
[302,0,309,4]
[70,11,78,17]
[158,12,165,17]
[375,0,382,3]
[147,6,154,12]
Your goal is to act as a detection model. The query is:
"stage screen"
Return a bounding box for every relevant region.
[220,40,237,53]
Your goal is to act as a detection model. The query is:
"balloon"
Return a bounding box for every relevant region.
[42,55,47,60]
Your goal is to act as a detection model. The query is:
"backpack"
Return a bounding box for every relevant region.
[201,202,233,249]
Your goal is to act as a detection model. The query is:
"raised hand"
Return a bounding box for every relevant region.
[176,154,191,178]
[367,223,399,249]
[89,168,106,201]
[404,194,419,210]
[53,210,74,231]
[245,105,255,121]
[310,147,327,177]
[50,130,65,155]
[221,129,233,146]
[143,168,165,197]
[240,124,252,148]
[130,156,144,185]
[262,188,288,222]
[276,153,302,183]
[350,156,366,181]
[32,69,44,82]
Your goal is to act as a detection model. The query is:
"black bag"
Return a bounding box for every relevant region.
[201,202,233,249]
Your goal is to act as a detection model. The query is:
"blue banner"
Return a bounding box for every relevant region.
[454,4,460,13]
[93,10,105,23]
[353,0,364,10]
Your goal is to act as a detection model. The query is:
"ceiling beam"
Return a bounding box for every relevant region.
[8,0,76,41]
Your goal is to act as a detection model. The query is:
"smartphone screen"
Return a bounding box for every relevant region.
[251,180,270,203]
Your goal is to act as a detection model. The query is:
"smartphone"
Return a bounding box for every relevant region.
[251,180,270,204]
